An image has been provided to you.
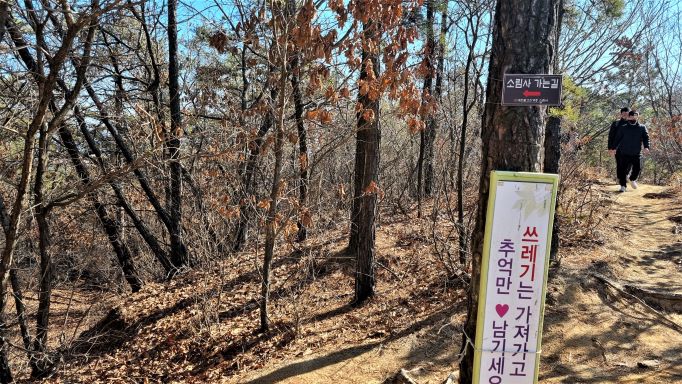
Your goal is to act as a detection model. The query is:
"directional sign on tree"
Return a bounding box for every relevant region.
[502,74,562,106]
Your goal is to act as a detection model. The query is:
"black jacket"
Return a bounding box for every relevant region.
[614,122,650,156]
[607,118,628,150]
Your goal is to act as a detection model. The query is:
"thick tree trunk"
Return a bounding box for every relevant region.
[351,21,381,304]
[458,0,560,382]
[168,0,187,270]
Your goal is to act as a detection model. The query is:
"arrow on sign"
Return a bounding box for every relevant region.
[523,89,541,97]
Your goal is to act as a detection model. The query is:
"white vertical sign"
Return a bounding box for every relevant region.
[474,171,559,384]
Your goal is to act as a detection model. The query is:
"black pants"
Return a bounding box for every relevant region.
[616,153,641,187]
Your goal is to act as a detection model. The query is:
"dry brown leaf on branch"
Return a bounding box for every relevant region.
[368,86,381,101]
[366,60,376,81]
[319,110,333,125]
[299,153,309,171]
[407,117,424,134]
[283,220,298,237]
[257,199,271,210]
[288,131,299,144]
[362,109,375,122]
[359,79,369,96]
[208,30,229,53]
[306,109,320,120]
[300,208,313,228]
[325,86,338,103]
[363,180,385,199]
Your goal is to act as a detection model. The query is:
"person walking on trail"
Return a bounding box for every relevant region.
[607,106,630,170]
[609,110,650,192]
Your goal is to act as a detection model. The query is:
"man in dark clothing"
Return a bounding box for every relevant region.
[608,107,630,151]
[607,107,630,176]
[609,110,650,192]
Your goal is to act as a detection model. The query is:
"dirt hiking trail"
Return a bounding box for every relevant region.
[539,182,682,383]
[237,182,682,384]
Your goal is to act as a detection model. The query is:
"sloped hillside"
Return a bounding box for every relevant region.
[30,183,682,384]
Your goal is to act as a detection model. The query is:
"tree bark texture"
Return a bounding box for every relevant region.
[167,0,188,270]
[544,115,561,262]
[260,8,289,331]
[351,21,381,304]
[422,0,437,197]
[459,0,560,382]
[291,55,310,242]
[31,125,54,378]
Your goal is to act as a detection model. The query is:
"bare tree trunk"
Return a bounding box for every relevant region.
[459,0,560,382]
[168,0,187,270]
[234,85,278,252]
[0,66,40,384]
[31,125,55,378]
[57,124,143,292]
[417,0,436,216]
[84,29,177,269]
[73,107,174,273]
[422,0,437,197]
[0,196,8,236]
[1,198,32,379]
[0,1,7,42]
[434,5,447,103]
[457,11,481,266]
[84,85,178,238]
[351,20,381,304]
[10,271,31,355]
[9,13,151,289]
[261,25,290,332]
[0,5,98,380]
[291,55,309,242]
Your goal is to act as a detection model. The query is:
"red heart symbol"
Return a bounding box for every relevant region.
[496,304,509,317]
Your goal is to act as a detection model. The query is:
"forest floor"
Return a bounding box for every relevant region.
[20,181,682,383]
